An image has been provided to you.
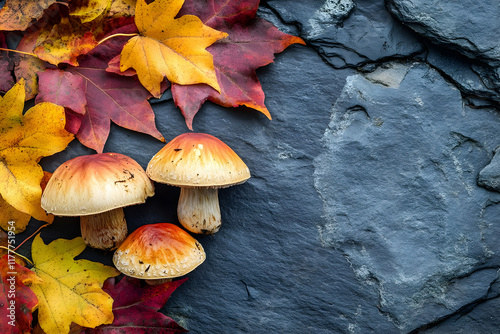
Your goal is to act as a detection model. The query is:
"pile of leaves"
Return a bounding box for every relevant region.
[0,0,304,333]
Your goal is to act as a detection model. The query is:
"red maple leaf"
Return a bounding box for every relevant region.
[171,0,305,129]
[85,276,188,333]
[36,20,165,153]
[0,255,40,334]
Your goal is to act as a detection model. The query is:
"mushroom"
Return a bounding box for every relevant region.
[146,133,250,234]
[41,153,154,250]
[113,223,205,284]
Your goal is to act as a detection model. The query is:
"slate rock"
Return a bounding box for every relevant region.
[387,0,500,67]
[12,1,500,333]
[266,0,423,68]
[314,61,500,332]
[420,270,500,333]
[424,44,500,108]
[386,0,500,105]
[478,146,500,192]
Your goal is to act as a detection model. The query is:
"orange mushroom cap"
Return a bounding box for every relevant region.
[113,223,206,279]
[41,153,154,216]
[146,133,250,188]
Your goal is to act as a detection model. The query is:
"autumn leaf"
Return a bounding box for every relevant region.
[0,254,41,334]
[119,0,228,98]
[0,80,73,230]
[28,235,120,334]
[0,198,36,233]
[0,32,15,93]
[109,0,136,18]
[86,276,187,333]
[0,0,58,31]
[31,5,129,66]
[70,0,113,23]
[33,15,99,66]
[0,171,53,233]
[37,30,164,153]
[13,29,47,100]
[37,70,87,115]
[172,0,305,129]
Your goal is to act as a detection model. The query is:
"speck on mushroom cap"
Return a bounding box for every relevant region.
[41,153,154,216]
[113,223,206,279]
[146,133,250,188]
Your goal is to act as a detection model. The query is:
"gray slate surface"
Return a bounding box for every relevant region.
[16,0,500,333]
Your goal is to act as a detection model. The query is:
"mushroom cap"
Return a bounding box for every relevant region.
[41,153,154,216]
[113,223,206,279]
[146,133,250,188]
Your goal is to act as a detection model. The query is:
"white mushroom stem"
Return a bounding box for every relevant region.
[80,207,128,250]
[177,187,221,234]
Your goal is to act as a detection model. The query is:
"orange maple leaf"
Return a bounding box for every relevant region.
[119,0,228,98]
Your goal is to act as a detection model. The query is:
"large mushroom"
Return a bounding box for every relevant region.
[146,133,250,234]
[41,153,154,250]
[113,223,206,284]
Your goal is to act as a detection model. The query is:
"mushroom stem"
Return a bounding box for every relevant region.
[80,207,128,250]
[177,187,221,234]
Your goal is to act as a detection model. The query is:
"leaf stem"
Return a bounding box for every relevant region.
[14,223,50,251]
[0,47,37,57]
[97,33,139,46]
[0,246,34,266]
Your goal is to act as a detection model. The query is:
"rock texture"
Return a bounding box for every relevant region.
[387,0,500,67]
[387,0,500,107]
[314,61,500,331]
[23,0,500,333]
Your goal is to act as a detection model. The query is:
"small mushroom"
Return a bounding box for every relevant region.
[146,133,250,234]
[113,223,206,284]
[41,153,154,250]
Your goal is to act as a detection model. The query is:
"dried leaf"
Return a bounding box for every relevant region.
[0,80,73,228]
[33,16,98,66]
[29,235,119,334]
[0,0,58,31]
[119,0,227,98]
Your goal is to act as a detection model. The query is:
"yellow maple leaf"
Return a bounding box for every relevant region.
[29,235,120,334]
[0,172,53,233]
[0,80,74,231]
[119,0,228,98]
[0,198,32,233]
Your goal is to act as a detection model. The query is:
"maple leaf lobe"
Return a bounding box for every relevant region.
[30,235,119,334]
[172,0,305,129]
[120,0,228,98]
